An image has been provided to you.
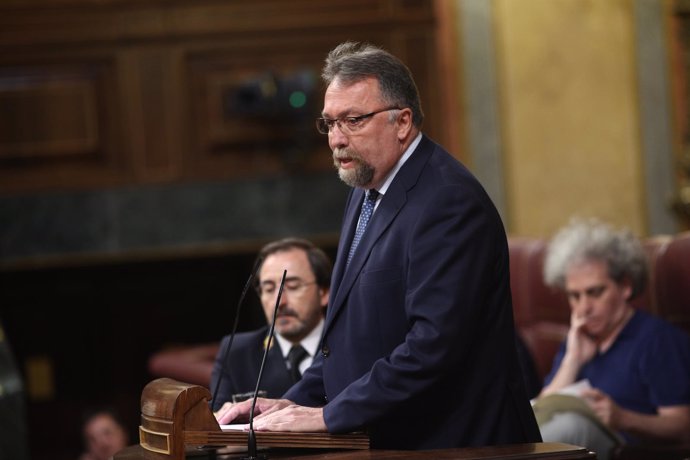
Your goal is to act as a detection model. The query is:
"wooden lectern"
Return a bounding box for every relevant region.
[126,378,594,460]
[137,378,369,459]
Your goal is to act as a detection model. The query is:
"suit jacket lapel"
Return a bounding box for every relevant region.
[325,135,434,336]
[261,341,293,393]
[329,188,363,303]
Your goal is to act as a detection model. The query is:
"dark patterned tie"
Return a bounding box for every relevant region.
[287,344,308,383]
[347,189,379,266]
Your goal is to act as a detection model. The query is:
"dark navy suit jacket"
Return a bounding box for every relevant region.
[210,326,294,412]
[284,135,541,449]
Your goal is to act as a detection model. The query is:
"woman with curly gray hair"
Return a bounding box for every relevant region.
[536,218,690,460]
[543,218,648,301]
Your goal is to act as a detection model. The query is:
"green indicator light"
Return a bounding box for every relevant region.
[289,91,307,108]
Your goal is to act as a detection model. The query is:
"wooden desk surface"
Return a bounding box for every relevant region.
[115,442,594,459]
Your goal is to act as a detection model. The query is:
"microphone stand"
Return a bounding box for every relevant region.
[244,269,286,460]
[210,256,264,411]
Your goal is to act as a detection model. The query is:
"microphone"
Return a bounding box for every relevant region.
[245,269,287,460]
[210,255,264,412]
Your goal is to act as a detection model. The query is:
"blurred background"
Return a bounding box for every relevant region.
[1,0,689,458]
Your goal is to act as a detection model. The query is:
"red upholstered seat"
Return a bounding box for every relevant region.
[631,235,673,313]
[654,231,690,333]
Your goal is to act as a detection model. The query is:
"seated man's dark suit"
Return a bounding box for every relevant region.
[210,326,293,411]
[284,135,541,449]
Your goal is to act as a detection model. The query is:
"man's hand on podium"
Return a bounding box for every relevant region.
[253,405,326,432]
[214,397,293,424]
[214,398,326,432]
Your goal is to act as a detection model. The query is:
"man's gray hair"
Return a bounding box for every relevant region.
[543,217,648,299]
[322,41,424,127]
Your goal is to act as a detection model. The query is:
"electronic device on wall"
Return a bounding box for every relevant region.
[223,70,316,121]
[222,69,319,168]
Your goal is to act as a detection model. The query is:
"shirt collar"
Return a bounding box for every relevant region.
[273,318,325,358]
[375,132,422,196]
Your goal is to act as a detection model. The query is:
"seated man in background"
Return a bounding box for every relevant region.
[536,217,690,460]
[79,407,129,460]
[211,238,332,409]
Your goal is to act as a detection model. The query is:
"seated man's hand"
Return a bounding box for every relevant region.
[214,398,293,425]
[565,312,598,367]
[582,388,620,428]
[253,405,326,432]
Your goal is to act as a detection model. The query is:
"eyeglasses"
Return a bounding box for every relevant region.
[315,107,401,135]
[258,278,318,297]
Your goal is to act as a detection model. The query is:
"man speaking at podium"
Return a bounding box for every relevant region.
[215,41,541,450]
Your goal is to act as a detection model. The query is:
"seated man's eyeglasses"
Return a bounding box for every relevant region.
[258,278,318,297]
[316,107,401,135]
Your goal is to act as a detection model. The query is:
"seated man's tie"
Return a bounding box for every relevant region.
[287,344,308,383]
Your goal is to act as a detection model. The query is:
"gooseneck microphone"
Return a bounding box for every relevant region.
[210,255,264,412]
[245,269,287,460]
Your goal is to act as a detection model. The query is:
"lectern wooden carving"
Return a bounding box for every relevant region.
[137,378,369,460]
[139,378,219,459]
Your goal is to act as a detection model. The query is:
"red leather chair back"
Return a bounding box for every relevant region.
[654,232,690,335]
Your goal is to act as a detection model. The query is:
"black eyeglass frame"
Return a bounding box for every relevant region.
[315,106,402,135]
[256,278,318,297]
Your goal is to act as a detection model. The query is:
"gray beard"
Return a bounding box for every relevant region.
[336,161,375,188]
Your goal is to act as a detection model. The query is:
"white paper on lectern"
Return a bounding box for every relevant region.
[220,423,249,431]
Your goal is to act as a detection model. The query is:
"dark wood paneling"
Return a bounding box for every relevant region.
[0,0,443,194]
[0,1,434,47]
[184,39,329,180]
[0,58,127,192]
[0,71,98,159]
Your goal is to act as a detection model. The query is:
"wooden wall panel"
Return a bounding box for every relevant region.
[184,37,340,180]
[0,71,99,159]
[0,1,434,46]
[0,0,443,193]
[0,58,127,192]
[122,47,182,183]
